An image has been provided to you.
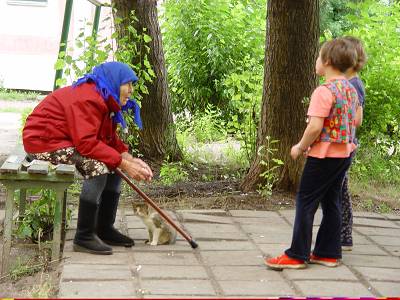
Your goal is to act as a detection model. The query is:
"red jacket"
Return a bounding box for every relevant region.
[23,83,128,169]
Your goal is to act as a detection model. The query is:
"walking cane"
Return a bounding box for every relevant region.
[115,168,199,249]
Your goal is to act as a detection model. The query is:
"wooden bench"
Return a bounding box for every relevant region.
[0,147,75,274]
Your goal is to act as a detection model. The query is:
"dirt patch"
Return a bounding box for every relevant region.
[0,244,60,297]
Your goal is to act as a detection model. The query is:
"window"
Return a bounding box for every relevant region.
[7,0,48,7]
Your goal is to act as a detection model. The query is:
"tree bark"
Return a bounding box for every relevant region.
[113,0,182,163]
[241,0,319,192]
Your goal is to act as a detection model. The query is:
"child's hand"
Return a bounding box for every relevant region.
[290,144,306,160]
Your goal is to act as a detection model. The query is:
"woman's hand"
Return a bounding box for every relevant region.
[119,155,153,182]
[290,144,307,160]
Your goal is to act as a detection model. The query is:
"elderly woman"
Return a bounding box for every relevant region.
[23,62,153,255]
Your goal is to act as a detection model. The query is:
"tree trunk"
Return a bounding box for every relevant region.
[241,0,319,192]
[113,0,182,163]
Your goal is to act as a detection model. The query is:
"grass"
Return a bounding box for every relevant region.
[29,274,53,297]
[0,107,28,113]
[9,257,42,281]
[0,88,40,101]
[349,178,400,213]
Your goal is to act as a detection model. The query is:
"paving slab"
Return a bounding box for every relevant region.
[342,254,400,268]
[140,279,216,296]
[128,228,152,240]
[138,265,209,279]
[353,211,383,218]
[234,217,290,227]
[279,209,323,225]
[195,240,257,251]
[229,210,281,218]
[126,215,147,228]
[61,264,133,281]
[383,213,400,221]
[185,223,245,234]
[382,245,400,256]
[258,243,290,257]
[351,233,374,245]
[178,209,227,215]
[133,241,191,252]
[368,235,400,246]
[210,265,282,281]
[143,295,220,299]
[133,251,200,266]
[284,264,358,280]
[65,229,76,241]
[353,217,400,228]
[355,226,400,237]
[59,281,137,298]
[184,223,248,240]
[63,248,132,265]
[294,280,374,297]
[369,281,400,297]
[180,212,233,224]
[241,222,292,233]
[354,266,400,281]
[346,244,388,256]
[218,280,294,296]
[251,231,293,244]
[200,250,263,266]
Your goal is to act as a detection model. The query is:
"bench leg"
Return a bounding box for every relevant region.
[1,187,15,275]
[19,188,27,218]
[51,189,65,262]
[61,190,68,250]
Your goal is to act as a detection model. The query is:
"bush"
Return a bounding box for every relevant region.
[346,1,400,145]
[320,0,354,37]
[341,1,400,183]
[159,161,189,185]
[161,0,265,115]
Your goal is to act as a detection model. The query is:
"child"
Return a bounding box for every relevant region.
[265,38,363,270]
[341,36,367,251]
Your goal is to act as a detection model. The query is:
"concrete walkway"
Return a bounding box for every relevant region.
[59,207,400,298]
[1,105,399,297]
[0,112,22,157]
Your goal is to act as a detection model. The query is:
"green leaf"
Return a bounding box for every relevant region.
[143,34,152,43]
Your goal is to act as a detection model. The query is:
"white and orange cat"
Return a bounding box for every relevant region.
[133,203,177,246]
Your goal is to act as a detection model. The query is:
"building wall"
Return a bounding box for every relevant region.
[0,0,112,92]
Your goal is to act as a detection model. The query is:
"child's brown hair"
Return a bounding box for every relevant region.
[320,38,357,73]
[343,36,367,72]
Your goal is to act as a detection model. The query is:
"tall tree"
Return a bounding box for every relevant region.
[241,0,319,192]
[112,0,182,163]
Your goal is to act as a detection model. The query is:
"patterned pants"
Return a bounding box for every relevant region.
[340,174,353,246]
[28,147,109,179]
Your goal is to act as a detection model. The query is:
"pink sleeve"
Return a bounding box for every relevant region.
[307,86,333,117]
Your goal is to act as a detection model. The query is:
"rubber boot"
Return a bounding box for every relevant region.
[73,200,113,255]
[97,191,134,247]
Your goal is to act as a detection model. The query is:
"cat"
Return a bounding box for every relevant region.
[133,203,177,246]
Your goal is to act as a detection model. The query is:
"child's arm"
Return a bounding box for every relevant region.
[291,116,324,160]
[355,106,363,127]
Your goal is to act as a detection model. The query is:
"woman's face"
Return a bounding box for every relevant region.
[315,52,326,77]
[120,82,133,106]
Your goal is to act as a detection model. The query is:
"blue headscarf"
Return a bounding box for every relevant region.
[73,61,142,130]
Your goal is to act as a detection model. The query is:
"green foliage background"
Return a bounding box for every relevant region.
[161,0,265,115]
[161,0,400,184]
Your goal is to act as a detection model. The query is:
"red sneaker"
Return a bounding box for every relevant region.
[264,254,306,270]
[310,254,340,267]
